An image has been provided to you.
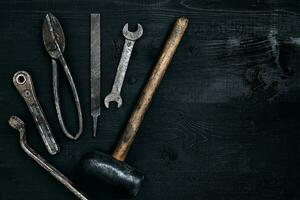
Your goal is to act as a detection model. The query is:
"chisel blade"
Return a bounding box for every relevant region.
[90,13,101,137]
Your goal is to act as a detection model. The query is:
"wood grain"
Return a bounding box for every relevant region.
[0,0,300,199]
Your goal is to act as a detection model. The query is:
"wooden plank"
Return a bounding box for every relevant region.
[0,1,299,199]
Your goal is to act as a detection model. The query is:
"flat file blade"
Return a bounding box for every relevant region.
[90,13,101,137]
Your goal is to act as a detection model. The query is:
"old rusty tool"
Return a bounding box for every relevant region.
[81,17,189,196]
[8,116,89,200]
[104,23,143,108]
[13,71,59,155]
[42,13,83,140]
[90,13,101,137]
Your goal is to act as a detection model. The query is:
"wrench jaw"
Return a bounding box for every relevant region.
[104,93,123,109]
[123,23,143,41]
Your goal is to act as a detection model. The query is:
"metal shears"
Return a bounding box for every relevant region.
[42,13,83,140]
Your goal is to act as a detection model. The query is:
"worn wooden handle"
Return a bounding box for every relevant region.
[112,17,189,161]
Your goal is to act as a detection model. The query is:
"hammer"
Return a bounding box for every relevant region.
[81,17,189,196]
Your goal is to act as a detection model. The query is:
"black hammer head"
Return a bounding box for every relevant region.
[81,151,144,196]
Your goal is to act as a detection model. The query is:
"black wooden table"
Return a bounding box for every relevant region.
[0,0,300,199]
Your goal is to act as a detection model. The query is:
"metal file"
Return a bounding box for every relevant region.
[90,13,101,137]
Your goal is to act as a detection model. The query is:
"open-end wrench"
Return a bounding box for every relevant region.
[104,23,143,108]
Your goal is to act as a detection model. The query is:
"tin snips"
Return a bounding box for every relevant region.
[42,13,83,140]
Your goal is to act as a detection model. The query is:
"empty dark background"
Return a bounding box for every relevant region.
[1,0,300,199]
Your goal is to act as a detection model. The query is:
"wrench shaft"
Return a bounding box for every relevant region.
[112,39,135,94]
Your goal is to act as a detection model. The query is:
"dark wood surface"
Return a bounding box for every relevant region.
[0,0,300,199]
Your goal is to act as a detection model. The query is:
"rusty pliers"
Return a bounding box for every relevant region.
[42,13,83,140]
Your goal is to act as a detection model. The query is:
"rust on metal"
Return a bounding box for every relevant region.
[13,71,59,155]
[42,13,83,140]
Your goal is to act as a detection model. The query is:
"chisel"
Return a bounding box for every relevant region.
[90,13,101,137]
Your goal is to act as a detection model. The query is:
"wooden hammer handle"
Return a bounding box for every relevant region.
[112,17,189,161]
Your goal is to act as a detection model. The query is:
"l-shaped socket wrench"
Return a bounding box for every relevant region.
[8,116,88,200]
